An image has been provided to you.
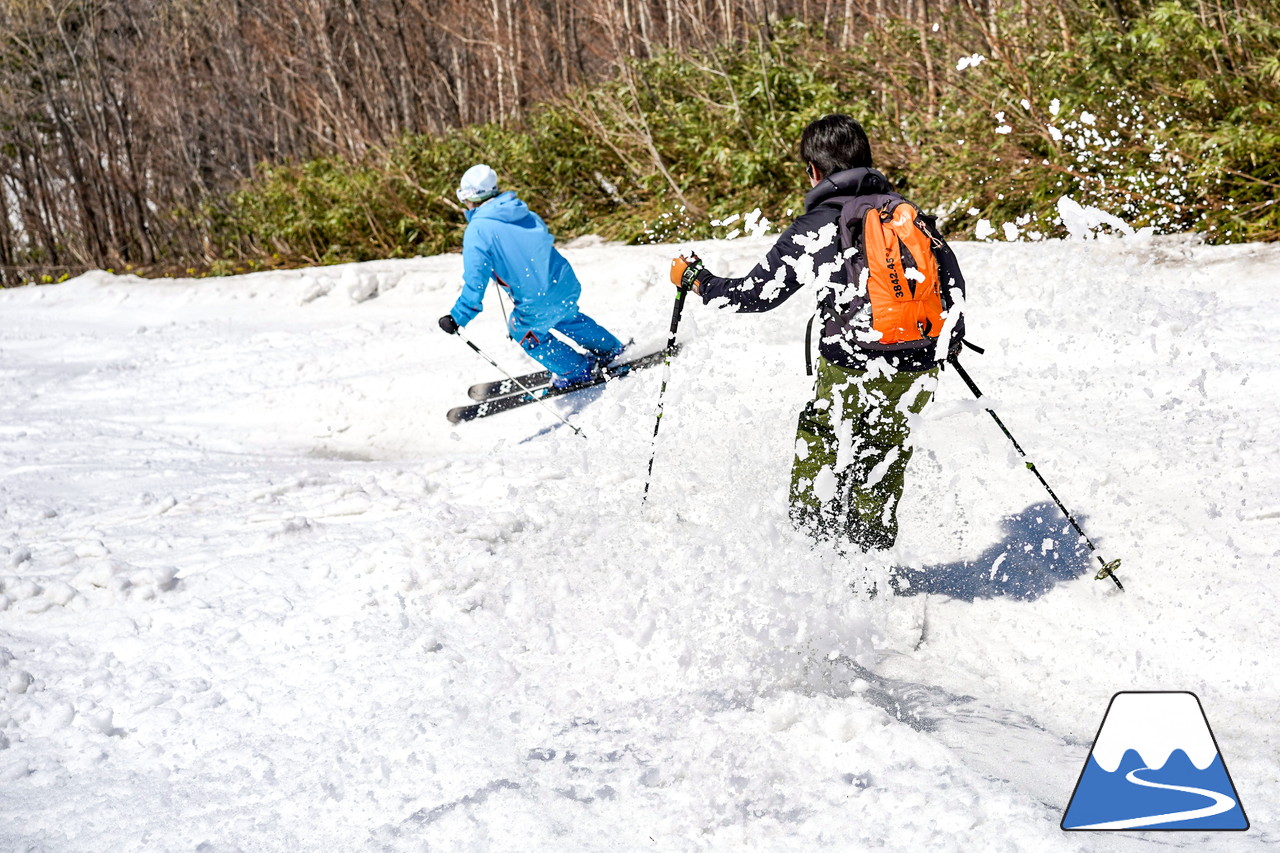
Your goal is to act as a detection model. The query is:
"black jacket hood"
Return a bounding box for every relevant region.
[803,167,893,212]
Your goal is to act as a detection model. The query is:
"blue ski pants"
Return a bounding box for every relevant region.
[517,311,624,384]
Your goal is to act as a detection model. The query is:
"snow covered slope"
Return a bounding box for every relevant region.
[0,232,1276,851]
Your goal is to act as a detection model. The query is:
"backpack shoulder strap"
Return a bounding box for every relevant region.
[805,195,882,373]
[805,313,820,376]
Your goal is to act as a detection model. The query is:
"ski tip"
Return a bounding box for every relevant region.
[467,381,510,401]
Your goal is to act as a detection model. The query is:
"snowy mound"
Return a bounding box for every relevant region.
[1,233,1278,850]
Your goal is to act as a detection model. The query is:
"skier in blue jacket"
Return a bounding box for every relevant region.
[438,165,624,388]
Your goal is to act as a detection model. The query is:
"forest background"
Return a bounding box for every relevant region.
[1,0,1277,285]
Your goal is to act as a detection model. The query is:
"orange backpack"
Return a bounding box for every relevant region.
[860,200,945,345]
[838,194,947,352]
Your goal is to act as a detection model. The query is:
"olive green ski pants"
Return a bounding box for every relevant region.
[789,357,939,551]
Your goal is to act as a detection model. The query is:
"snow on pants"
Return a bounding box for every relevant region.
[517,311,624,384]
[789,357,939,551]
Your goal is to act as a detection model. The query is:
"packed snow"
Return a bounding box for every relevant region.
[1,228,1277,851]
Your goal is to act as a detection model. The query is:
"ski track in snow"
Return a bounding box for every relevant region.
[0,237,1277,851]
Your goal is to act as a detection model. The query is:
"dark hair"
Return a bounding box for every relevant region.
[799,114,873,178]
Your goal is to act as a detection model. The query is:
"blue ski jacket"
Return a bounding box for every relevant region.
[448,191,581,339]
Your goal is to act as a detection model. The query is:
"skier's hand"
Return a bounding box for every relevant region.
[438,314,460,335]
[670,253,706,294]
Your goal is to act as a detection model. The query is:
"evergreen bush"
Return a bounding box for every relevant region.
[211,2,1280,271]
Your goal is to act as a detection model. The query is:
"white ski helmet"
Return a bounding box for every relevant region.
[456,164,500,203]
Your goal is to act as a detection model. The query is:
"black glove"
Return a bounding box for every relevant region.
[438,314,460,335]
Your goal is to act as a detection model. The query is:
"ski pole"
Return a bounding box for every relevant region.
[642,275,692,502]
[493,277,514,341]
[948,357,1124,590]
[455,328,586,439]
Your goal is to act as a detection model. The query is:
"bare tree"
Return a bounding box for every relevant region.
[2,0,1253,282]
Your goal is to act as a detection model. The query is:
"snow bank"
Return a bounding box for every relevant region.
[0,233,1277,850]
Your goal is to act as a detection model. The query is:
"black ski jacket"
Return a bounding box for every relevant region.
[696,167,965,372]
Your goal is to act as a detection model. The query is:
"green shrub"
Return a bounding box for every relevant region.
[210,3,1280,271]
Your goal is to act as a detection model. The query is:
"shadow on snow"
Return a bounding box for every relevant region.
[518,385,607,444]
[896,502,1097,601]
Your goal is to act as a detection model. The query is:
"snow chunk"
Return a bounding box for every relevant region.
[812,466,837,504]
[7,670,33,694]
[1056,196,1135,239]
[342,267,381,304]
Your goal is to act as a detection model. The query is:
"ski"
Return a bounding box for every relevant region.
[466,344,674,401]
[468,371,549,402]
[447,348,673,424]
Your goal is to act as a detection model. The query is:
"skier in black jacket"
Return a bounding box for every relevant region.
[670,114,965,555]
